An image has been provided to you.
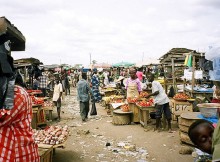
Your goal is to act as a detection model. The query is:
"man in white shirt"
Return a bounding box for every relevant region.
[146,74,172,132]
[52,79,63,121]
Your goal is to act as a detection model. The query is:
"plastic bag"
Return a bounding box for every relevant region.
[90,101,97,116]
[205,46,220,61]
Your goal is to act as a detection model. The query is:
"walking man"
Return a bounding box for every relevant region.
[77,73,93,121]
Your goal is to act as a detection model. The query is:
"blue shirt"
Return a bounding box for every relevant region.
[77,79,92,102]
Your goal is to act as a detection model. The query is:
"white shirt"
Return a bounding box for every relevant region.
[52,83,63,101]
[152,80,169,105]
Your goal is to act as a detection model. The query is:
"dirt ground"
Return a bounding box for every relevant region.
[47,87,194,162]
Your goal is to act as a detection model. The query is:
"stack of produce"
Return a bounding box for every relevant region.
[136,98,154,107]
[139,91,149,98]
[43,101,53,107]
[127,97,138,103]
[26,89,42,94]
[30,96,44,105]
[173,93,190,101]
[33,125,69,145]
[120,104,130,112]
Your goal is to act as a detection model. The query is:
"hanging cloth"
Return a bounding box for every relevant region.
[187,54,193,67]
[184,54,189,66]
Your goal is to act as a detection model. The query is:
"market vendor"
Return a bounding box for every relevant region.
[0,42,40,161]
[125,68,142,98]
[146,73,172,132]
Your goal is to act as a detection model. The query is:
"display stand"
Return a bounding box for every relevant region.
[38,144,53,162]
[170,99,192,121]
[136,105,155,128]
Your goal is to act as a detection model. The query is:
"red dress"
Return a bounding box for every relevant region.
[0,85,39,162]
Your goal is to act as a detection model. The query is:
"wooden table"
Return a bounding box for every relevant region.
[184,88,213,102]
[136,104,155,128]
[32,104,47,129]
[38,144,53,162]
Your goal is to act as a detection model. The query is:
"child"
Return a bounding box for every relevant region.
[188,119,220,161]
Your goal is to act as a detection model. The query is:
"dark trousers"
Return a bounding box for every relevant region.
[155,102,171,120]
[80,101,89,120]
[39,88,47,97]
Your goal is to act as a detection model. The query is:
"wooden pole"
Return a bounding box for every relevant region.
[191,55,196,97]
[171,58,176,93]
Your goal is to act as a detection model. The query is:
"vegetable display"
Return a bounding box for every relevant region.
[173,93,190,100]
[120,104,130,112]
[127,97,138,103]
[136,98,154,107]
[33,125,69,145]
[139,91,149,98]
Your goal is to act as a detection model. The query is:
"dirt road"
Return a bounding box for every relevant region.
[50,88,194,162]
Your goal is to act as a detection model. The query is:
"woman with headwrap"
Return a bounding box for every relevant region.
[91,69,102,103]
[0,40,39,161]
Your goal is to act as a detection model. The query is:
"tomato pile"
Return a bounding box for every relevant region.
[127,97,138,103]
[139,91,149,98]
[26,89,42,94]
[120,104,130,112]
[30,96,44,105]
[136,98,154,107]
[173,93,190,100]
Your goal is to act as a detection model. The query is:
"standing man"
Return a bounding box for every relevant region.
[52,78,63,121]
[38,69,48,97]
[146,74,172,132]
[77,73,93,121]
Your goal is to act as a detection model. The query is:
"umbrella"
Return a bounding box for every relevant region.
[112,61,134,67]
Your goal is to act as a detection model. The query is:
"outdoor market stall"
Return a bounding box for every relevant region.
[159,48,202,94]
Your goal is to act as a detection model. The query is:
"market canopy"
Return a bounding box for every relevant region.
[93,63,112,68]
[135,58,160,67]
[112,61,134,67]
[0,17,26,51]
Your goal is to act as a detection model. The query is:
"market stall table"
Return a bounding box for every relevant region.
[37,144,53,162]
[136,104,155,128]
[32,104,47,129]
[170,98,193,121]
[184,88,213,102]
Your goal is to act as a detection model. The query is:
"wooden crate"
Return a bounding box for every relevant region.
[38,145,53,162]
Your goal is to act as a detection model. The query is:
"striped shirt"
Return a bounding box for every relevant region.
[0,85,40,162]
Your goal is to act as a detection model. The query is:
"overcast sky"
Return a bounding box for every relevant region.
[1,0,220,66]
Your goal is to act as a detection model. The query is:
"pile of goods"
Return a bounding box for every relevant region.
[120,104,130,112]
[103,95,124,104]
[33,125,69,145]
[136,98,154,107]
[30,96,44,105]
[43,101,53,107]
[127,97,138,103]
[26,89,42,94]
[139,91,149,98]
[173,93,190,101]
